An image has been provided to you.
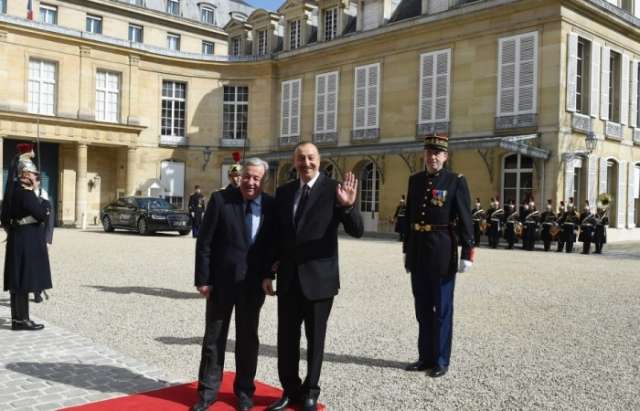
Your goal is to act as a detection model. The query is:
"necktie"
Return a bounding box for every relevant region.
[294,184,310,228]
[245,200,253,244]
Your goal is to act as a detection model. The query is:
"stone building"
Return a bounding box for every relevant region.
[1,0,640,239]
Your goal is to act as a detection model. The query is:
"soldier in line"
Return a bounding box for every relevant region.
[539,200,557,252]
[579,201,595,254]
[559,203,580,253]
[593,206,609,254]
[471,198,484,247]
[188,185,206,238]
[393,195,407,241]
[226,164,243,189]
[556,201,566,252]
[522,200,539,251]
[487,198,504,249]
[518,200,530,250]
[504,200,518,249]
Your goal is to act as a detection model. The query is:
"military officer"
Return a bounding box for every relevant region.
[593,207,609,254]
[188,185,206,237]
[556,201,566,252]
[471,198,485,247]
[522,200,539,251]
[539,200,556,252]
[560,204,579,253]
[393,195,408,241]
[579,201,595,254]
[504,200,517,249]
[487,199,504,249]
[403,133,475,378]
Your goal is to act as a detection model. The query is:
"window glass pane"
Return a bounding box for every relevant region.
[520,172,533,189]
[504,154,518,169]
[504,173,517,188]
[520,156,533,169]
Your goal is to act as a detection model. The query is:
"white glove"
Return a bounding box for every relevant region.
[458,259,473,273]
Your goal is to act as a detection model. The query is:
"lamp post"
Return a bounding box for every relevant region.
[202,146,213,171]
[585,131,598,154]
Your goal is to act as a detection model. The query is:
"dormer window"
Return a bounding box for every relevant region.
[289,20,301,50]
[257,30,268,56]
[167,0,180,16]
[200,5,216,25]
[231,36,241,56]
[323,7,338,41]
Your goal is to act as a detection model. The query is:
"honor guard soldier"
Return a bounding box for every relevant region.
[593,205,609,254]
[487,199,504,249]
[522,200,539,251]
[539,200,557,252]
[403,133,475,378]
[559,203,579,253]
[393,195,408,241]
[225,151,243,189]
[471,198,485,246]
[556,201,566,251]
[188,185,205,237]
[504,200,518,249]
[579,201,595,254]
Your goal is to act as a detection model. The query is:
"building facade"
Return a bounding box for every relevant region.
[1,0,640,239]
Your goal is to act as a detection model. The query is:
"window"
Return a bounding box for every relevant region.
[230,36,241,56]
[362,1,381,31]
[281,79,301,137]
[353,63,380,131]
[315,71,339,133]
[200,5,216,25]
[128,24,143,43]
[167,33,180,51]
[202,41,214,55]
[609,51,621,123]
[167,0,180,15]
[86,15,103,34]
[129,0,144,5]
[223,86,248,140]
[161,81,186,137]
[636,64,640,126]
[502,154,534,207]
[567,34,600,116]
[289,20,301,50]
[0,0,6,14]
[419,49,451,124]
[323,7,338,41]
[360,162,380,213]
[575,38,590,114]
[96,71,120,122]
[39,4,57,25]
[28,59,56,115]
[257,30,268,56]
[497,32,538,117]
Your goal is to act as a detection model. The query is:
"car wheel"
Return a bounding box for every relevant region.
[137,218,150,235]
[102,215,114,232]
[178,230,190,236]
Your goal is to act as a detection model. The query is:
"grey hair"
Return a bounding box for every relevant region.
[243,157,269,180]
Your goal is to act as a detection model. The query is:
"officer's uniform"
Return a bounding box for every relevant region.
[523,208,539,251]
[394,201,407,241]
[539,207,556,252]
[504,204,517,249]
[403,135,474,372]
[560,208,579,253]
[487,207,504,249]
[471,203,484,247]
[579,208,595,254]
[593,210,608,254]
[188,190,205,237]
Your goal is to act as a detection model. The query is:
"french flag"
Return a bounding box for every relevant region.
[27,0,34,20]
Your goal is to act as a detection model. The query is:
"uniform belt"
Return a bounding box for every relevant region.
[13,216,38,226]
[413,223,450,232]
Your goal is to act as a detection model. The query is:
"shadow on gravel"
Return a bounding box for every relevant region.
[156,337,407,370]
[85,285,200,299]
[6,362,169,393]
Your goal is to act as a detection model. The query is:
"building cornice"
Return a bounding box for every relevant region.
[0,111,147,134]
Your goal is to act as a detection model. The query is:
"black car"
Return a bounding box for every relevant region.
[100,197,192,235]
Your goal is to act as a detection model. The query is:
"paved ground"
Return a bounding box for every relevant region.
[1,228,639,410]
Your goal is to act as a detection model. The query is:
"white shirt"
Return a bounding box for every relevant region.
[293,171,321,217]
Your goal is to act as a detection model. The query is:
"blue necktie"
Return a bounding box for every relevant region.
[245,200,253,244]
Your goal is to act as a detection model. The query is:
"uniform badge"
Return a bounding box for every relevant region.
[430,189,447,207]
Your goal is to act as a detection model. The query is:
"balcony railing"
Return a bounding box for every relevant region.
[416,122,450,138]
[495,114,537,130]
[219,138,248,148]
[160,135,187,146]
[279,136,300,147]
[312,132,338,145]
[351,128,379,143]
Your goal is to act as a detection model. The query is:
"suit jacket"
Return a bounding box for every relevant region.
[272,173,364,301]
[195,187,276,304]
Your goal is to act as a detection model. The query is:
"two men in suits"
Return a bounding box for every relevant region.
[192,157,276,411]
[263,142,364,411]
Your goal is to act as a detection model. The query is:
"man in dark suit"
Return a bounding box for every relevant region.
[262,142,364,411]
[191,157,276,411]
[188,185,205,238]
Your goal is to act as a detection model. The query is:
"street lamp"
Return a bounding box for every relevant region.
[585,131,598,154]
[202,146,213,171]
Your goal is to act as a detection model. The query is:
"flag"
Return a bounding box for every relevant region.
[27,0,34,20]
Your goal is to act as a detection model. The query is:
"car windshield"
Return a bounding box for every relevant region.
[136,198,175,210]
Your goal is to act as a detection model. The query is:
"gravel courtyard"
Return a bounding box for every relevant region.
[2,228,639,410]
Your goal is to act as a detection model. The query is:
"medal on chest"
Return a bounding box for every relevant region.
[430,189,447,207]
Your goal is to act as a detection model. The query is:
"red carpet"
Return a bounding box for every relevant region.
[59,372,325,410]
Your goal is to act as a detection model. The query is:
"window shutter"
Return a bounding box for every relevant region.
[599,157,608,195]
[587,155,598,208]
[617,160,627,228]
[435,50,450,121]
[291,80,300,135]
[354,66,367,129]
[281,82,290,136]
[590,42,601,118]
[498,37,516,115]
[631,60,638,127]
[366,64,379,128]
[621,54,630,125]
[628,162,636,228]
[315,75,326,133]
[326,72,338,132]
[564,160,574,202]
[518,33,537,114]
[566,33,578,112]
[600,46,610,121]
[419,53,434,123]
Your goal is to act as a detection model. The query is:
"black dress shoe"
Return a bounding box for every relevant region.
[266,396,298,411]
[34,292,43,303]
[302,395,318,411]
[12,320,44,331]
[236,395,253,411]
[404,360,433,372]
[428,366,448,378]
[191,399,215,411]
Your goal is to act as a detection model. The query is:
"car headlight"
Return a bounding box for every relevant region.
[150,214,166,220]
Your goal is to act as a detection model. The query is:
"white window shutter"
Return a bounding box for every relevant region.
[600,46,610,121]
[628,162,636,228]
[590,42,601,118]
[621,54,630,125]
[315,75,326,133]
[291,80,300,135]
[566,33,578,113]
[326,72,338,132]
[354,67,367,129]
[281,82,290,136]
[435,50,450,121]
[419,53,435,123]
[617,160,627,228]
[599,157,608,195]
[564,160,575,202]
[631,60,638,127]
[518,33,537,114]
[587,155,598,208]
[498,37,516,115]
[366,64,379,128]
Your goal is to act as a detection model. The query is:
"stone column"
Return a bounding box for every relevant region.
[126,147,137,196]
[75,143,88,228]
[127,55,140,125]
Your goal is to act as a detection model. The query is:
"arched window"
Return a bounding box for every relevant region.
[359,162,379,214]
[502,154,533,206]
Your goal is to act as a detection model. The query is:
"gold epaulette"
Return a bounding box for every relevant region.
[458,174,464,178]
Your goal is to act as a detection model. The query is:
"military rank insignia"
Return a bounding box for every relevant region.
[430,189,447,207]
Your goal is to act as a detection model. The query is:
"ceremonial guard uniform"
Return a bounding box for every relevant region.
[559,205,579,253]
[487,200,504,249]
[2,145,52,331]
[539,200,556,252]
[393,196,407,241]
[471,199,485,247]
[593,208,608,254]
[522,202,539,251]
[555,201,566,251]
[579,202,595,254]
[188,186,205,237]
[403,134,474,378]
[504,202,517,249]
